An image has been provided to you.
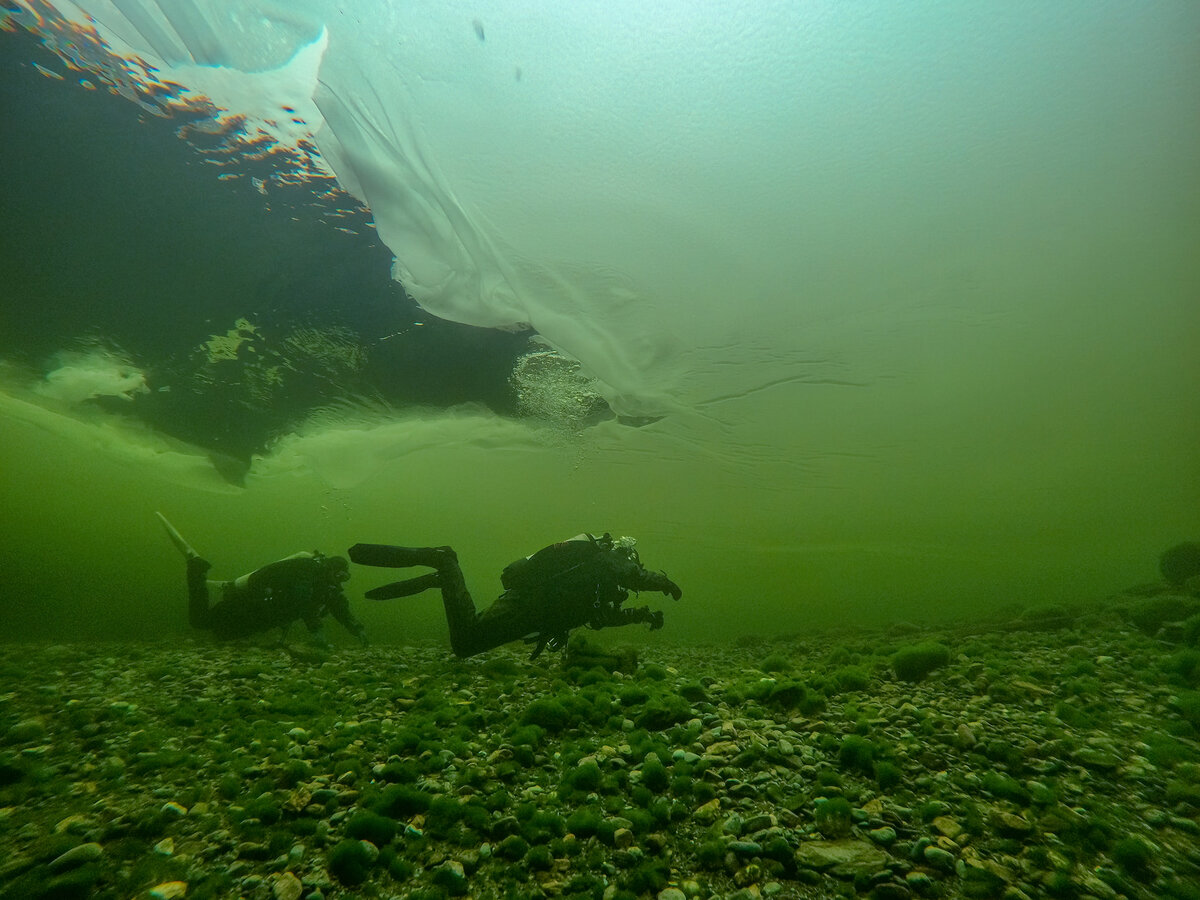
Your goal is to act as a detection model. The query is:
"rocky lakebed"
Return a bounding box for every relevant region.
[2,597,1200,900]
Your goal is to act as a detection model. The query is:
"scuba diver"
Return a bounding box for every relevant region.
[156,512,368,648]
[349,533,682,659]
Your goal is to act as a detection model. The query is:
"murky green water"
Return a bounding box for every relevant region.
[1,2,1197,647]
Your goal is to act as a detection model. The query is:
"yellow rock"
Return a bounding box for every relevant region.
[694,798,721,823]
[932,815,963,839]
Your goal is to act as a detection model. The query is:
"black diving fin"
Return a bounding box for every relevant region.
[363,573,442,600]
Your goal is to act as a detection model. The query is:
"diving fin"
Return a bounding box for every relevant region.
[348,543,455,569]
[364,573,442,601]
[156,512,200,561]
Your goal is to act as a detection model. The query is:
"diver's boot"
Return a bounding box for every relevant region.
[364,573,442,601]
[348,543,457,570]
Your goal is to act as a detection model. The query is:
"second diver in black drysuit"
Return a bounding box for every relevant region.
[349,533,682,658]
[157,512,368,648]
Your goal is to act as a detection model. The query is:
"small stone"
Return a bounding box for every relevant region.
[794,839,889,878]
[954,724,977,749]
[154,838,174,856]
[237,842,271,860]
[923,845,956,871]
[4,719,46,744]
[694,799,721,823]
[1170,815,1200,834]
[744,813,775,832]
[905,871,934,892]
[161,801,187,817]
[1077,870,1119,900]
[931,816,962,839]
[869,826,897,845]
[613,827,635,848]
[432,860,467,894]
[1074,747,1120,770]
[729,840,763,857]
[53,814,92,834]
[48,842,104,872]
[706,740,740,759]
[272,871,303,900]
[285,783,313,812]
[993,811,1033,836]
[149,882,188,900]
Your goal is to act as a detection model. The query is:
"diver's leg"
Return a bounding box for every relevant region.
[159,512,215,629]
[187,561,216,629]
[349,545,487,656]
[432,559,494,658]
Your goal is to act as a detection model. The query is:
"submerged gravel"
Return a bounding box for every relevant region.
[2,613,1199,900]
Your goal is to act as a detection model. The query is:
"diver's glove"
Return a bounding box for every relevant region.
[641,571,682,601]
[648,610,664,631]
[309,626,333,651]
[526,631,569,660]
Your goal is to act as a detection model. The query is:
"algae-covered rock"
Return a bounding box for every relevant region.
[891,642,951,682]
[794,839,889,878]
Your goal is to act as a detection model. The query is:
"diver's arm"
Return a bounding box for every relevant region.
[590,602,664,631]
[305,620,332,650]
[615,556,682,600]
[327,591,369,647]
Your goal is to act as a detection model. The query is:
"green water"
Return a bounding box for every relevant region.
[0,2,1197,647]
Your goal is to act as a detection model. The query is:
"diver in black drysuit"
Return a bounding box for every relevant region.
[349,533,682,658]
[157,513,368,648]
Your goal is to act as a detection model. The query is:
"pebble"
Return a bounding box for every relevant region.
[272,872,303,900]
[694,799,721,823]
[993,811,1033,836]
[48,842,103,872]
[744,813,774,832]
[149,883,188,900]
[729,840,763,857]
[53,814,91,834]
[922,845,956,871]
[905,871,934,892]
[931,816,962,839]
[4,719,46,743]
[868,826,897,845]
[1,632,1195,900]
